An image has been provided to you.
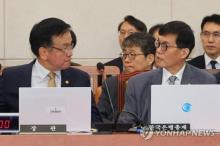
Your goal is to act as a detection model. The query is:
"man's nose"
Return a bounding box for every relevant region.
[208,34,214,42]
[66,50,73,57]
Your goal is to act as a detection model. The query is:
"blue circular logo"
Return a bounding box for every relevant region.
[182,103,192,112]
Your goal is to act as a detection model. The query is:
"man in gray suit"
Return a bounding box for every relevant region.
[118,21,217,126]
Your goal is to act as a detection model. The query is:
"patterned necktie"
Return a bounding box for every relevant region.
[210,60,217,69]
[168,76,177,85]
[48,72,56,87]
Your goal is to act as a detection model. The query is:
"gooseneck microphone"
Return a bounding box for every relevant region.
[104,80,116,123]
[95,80,139,132]
[104,79,143,127]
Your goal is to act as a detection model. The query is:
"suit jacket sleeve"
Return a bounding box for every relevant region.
[0,75,9,112]
[117,77,139,125]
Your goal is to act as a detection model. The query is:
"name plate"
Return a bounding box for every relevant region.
[20,124,66,134]
[145,123,190,131]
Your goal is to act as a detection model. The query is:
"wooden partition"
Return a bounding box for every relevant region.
[0,133,220,146]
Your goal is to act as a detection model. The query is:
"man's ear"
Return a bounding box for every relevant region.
[146,54,155,66]
[181,48,190,59]
[39,47,49,60]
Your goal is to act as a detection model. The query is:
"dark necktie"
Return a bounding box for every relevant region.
[168,76,177,85]
[210,60,217,69]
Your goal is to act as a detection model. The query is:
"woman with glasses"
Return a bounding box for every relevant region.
[97,32,156,123]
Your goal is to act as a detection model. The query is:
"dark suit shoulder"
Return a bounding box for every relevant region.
[104,57,123,72]
[62,67,90,87]
[187,64,217,83]
[3,63,32,75]
[105,57,122,66]
[129,69,161,83]
[188,55,205,69]
[2,63,33,85]
[65,67,90,78]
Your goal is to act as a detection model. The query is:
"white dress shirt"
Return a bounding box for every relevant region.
[31,60,61,87]
[162,63,186,85]
[204,53,220,69]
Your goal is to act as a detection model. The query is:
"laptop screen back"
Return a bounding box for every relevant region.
[151,85,220,132]
[19,87,91,132]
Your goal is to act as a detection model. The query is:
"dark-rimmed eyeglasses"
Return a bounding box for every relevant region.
[201,31,220,39]
[154,40,178,52]
[120,52,144,60]
[51,44,74,54]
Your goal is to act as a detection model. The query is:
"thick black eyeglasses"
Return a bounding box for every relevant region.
[154,40,178,52]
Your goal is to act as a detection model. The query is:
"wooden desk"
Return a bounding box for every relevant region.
[0,133,220,146]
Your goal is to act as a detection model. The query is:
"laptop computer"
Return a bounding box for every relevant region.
[151,85,220,132]
[19,87,91,133]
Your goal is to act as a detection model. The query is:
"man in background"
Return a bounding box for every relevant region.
[104,15,147,72]
[188,14,220,69]
[149,23,164,40]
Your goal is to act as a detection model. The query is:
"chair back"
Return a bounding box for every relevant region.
[73,66,120,103]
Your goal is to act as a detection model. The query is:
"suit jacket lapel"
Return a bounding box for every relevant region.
[22,60,35,87]
[61,70,72,87]
[153,68,163,84]
[200,55,206,69]
[181,63,192,84]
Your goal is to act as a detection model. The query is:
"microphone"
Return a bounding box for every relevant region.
[95,80,132,132]
[105,79,143,131]
[103,80,116,122]
[96,62,105,73]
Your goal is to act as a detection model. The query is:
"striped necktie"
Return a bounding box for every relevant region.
[168,76,177,85]
[48,72,56,87]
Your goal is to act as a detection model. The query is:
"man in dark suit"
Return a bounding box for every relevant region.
[0,18,101,123]
[188,14,220,69]
[118,21,217,125]
[104,15,147,72]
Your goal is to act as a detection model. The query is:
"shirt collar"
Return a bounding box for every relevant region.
[33,59,61,80]
[162,63,186,83]
[204,53,220,66]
